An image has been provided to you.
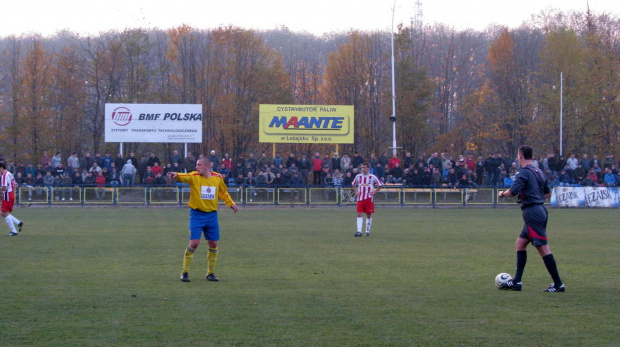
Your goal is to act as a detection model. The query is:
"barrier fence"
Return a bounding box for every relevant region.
[15,185,620,208]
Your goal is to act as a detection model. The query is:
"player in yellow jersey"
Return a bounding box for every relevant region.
[167,157,238,283]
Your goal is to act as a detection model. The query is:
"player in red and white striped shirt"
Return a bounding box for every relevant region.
[352,162,383,237]
[0,161,24,236]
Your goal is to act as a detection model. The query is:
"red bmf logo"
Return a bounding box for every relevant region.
[112,107,132,126]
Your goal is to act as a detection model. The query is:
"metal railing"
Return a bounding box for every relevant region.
[15,184,585,208]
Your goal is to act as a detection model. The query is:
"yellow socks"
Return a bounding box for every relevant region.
[182,247,195,274]
[183,246,218,276]
[207,247,218,275]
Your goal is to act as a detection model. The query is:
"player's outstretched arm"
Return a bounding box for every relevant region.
[167,172,178,180]
[498,190,512,199]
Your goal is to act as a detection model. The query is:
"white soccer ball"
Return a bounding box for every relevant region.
[495,273,512,289]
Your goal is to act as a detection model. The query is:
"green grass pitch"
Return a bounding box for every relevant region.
[0,207,618,346]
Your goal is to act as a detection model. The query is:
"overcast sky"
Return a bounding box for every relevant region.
[0,0,617,37]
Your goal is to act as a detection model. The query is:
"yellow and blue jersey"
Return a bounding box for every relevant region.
[175,171,234,212]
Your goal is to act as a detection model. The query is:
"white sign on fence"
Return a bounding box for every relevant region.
[551,186,619,207]
[583,186,619,207]
[551,186,586,207]
[105,104,203,143]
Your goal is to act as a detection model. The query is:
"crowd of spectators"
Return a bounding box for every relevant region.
[0,150,618,198]
[0,150,188,200]
[194,150,619,189]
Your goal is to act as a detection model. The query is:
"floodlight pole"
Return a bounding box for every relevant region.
[390,0,398,156]
[559,72,563,156]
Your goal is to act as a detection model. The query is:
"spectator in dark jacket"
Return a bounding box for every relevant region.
[573,164,586,183]
[402,169,414,187]
[146,153,160,167]
[555,155,566,173]
[351,152,364,169]
[388,163,404,183]
[289,172,304,187]
[343,172,354,187]
[445,168,459,187]
[558,170,572,186]
[114,153,125,172]
[374,163,385,182]
[484,154,498,186]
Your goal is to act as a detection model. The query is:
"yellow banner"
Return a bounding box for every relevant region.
[259,104,354,144]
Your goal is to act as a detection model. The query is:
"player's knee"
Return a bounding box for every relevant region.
[536,245,551,257]
[515,238,528,251]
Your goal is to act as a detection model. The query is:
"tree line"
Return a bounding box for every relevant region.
[0,8,618,165]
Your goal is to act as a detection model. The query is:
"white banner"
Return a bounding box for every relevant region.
[551,186,586,207]
[105,104,203,143]
[551,186,619,208]
[583,186,619,208]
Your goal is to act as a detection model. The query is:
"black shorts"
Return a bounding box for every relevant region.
[519,204,548,246]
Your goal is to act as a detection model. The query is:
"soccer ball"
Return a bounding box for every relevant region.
[495,273,512,289]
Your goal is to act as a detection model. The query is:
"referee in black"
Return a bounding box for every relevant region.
[498,145,565,292]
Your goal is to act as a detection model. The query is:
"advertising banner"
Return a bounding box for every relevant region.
[583,186,619,207]
[551,186,619,207]
[551,186,586,207]
[105,104,202,143]
[259,104,354,144]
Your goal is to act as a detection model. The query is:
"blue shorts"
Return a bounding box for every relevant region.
[189,209,220,241]
[519,204,548,246]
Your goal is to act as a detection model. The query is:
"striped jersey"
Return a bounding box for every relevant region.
[352,173,383,201]
[1,171,16,201]
[175,171,235,212]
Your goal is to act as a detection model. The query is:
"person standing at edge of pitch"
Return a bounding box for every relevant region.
[498,145,565,292]
[168,157,238,283]
[352,162,383,237]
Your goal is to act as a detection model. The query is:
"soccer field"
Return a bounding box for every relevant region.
[0,207,618,346]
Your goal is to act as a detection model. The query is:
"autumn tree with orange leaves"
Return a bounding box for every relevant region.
[19,40,54,159]
[323,31,391,156]
[167,26,292,159]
